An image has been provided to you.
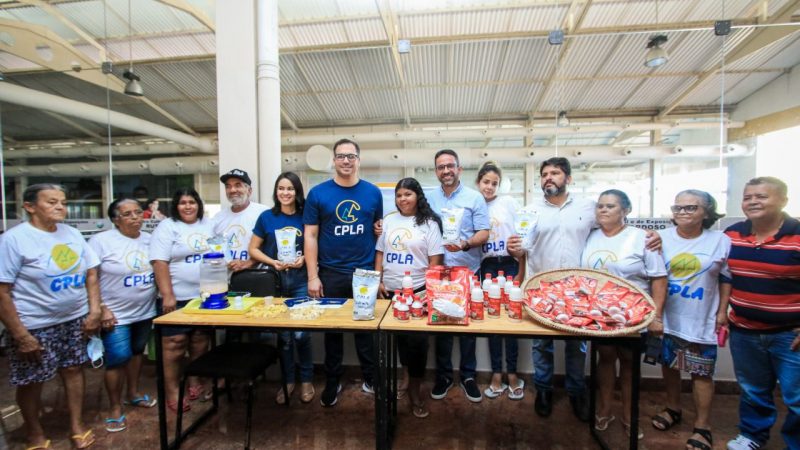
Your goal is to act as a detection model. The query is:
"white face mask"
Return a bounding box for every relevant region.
[87,335,104,369]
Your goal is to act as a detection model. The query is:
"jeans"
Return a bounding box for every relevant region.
[320,267,375,385]
[101,318,153,369]
[532,338,587,395]
[277,269,313,384]
[730,327,800,448]
[481,256,520,374]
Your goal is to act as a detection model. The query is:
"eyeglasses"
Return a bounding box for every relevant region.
[435,163,458,171]
[670,205,700,213]
[334,153,359,161]
[119,209,144,218]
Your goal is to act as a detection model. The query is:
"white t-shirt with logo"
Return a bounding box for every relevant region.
[211,202,268,262]
[88,229,157,325]
[0,222,100,329]
[376,212,444,291]
[149,218,213,301]
[581,226,666,293]
[482,195,519,259]
[660,227,731,344]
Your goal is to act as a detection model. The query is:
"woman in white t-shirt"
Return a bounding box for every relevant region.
[150,188,214,413]
[375,177,444,419]
[581,189,667,439]
[89,198,159,432]
[0,184,105,450]
[651,190,730,450]
[476,162,526,400]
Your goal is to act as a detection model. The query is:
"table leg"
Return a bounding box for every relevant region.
[155,325,168,449]
[375,330,387,450]
[629,338,642,450]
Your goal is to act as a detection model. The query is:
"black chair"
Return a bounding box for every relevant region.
[175,269,287,449]
[175,342,289,450]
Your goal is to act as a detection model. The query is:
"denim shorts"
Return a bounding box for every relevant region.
[101,318,154,369]
[7,316,87,386]
[661,333,717,377]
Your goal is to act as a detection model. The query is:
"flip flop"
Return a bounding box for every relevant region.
[69,430,96,449]
[300,383,316,403]
[25,439,51,450]
[187,385,212,402]
[594,414,616,431]
[104,415,127,433]
[507,379,525,401]
[412,402,429,419]
[124,394,157,408]
[483,383,508,399]
[166,398,191,413]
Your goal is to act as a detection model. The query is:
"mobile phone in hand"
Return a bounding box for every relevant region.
[717,325,729,347]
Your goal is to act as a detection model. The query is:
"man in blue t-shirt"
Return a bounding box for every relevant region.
[426,149,490,403]
[304,138,383,407]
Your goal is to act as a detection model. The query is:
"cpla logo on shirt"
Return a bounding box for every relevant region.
[125,250,151,273]
[186,233,209,252]
[336,200,361,224]
[388,228,412,252]
[224,225,247,250]
[587,250,617,270]
[47,242,87,292]
[667,252,712,301]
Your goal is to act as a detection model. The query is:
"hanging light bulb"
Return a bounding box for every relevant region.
[557,111,570,127]
[645,35,669,68]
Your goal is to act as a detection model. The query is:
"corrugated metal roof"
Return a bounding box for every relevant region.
[317,91,368,121]
[726,31,800,71]
[138,60,217,101]
[450,41,506,84]
[623,75,693,108]
[686,0,752,22]
[560,34,622,79]
[341,48,399,88]
[448,85,494,116]
[498,39,555,81]
[596,34,652,77]
[402,44,449,85]
[664,30,726,73]
[3,5,81,41]
[763,33,800,68]
[279,54,313,93]
[407,86,446,117]
[0,104,109,140]
[508,4,568,33]
[491,83,544,115]
[680,72,748,105]
[141,34,215,59]
[537,80,591,112]
[723,71,784,103]
[577,78,641,110]
[291,51,357,91]
[357,89,404,119]
[281,94,329,123]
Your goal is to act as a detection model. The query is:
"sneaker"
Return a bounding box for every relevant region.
[460,378,482,403]
[430,378,453,400]
[361,381,374,395]
[320,381,342,407]
[727,435,761,450]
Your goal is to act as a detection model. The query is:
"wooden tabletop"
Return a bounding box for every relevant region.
[380,311,638,339]
[153,298,391,331]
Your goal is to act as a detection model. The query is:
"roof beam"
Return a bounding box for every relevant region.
[375,0,411,126]
[156,0,215,32]
[17,0,106,59]
[0,19,198,135]
[281,108,300,132]
[658,0,800,118]
[41,111,106,141]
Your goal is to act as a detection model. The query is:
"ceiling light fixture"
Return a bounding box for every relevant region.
[557,111,570,127]
[123,0,143,96]
[645,35,669,67]
[645,0,668,68]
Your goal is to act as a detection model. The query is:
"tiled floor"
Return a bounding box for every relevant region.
[0,361,790,449]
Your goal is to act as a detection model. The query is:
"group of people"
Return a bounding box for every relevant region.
[0,138,797,450]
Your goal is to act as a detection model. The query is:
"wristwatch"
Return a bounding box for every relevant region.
[461,240,471,251]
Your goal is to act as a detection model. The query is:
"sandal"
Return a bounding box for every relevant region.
[483,383,508,399]
[124,394,157,408]
[594,414,616,431]
[652,407,682,431]
[686,428,713,450]
[187,385,212,402]
[166,398,191,413]
[104,414,127,433]
[300,383,315,403]
[25,439,51,450]
[397,387,408,400]
[276,384,295,405]
[507,379,525,401]
[622,421,644,440]
[412,402,429,419]
[69,430,96,449]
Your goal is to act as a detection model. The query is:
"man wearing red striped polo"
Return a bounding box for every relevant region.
[724,176,800,450]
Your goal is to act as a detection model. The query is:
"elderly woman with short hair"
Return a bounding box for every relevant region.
[0,183,104,449]
[89,198,159,433]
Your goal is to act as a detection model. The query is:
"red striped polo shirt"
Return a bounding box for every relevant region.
[724,215,800,331]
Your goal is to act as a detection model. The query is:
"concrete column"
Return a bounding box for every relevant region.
[256,0,281,207]
[216,0,259,204]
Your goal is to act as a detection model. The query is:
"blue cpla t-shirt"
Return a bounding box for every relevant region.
[252,210,305,266]
[303,179,383,273]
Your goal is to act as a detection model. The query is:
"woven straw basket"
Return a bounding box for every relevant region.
[522,268,656,337]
